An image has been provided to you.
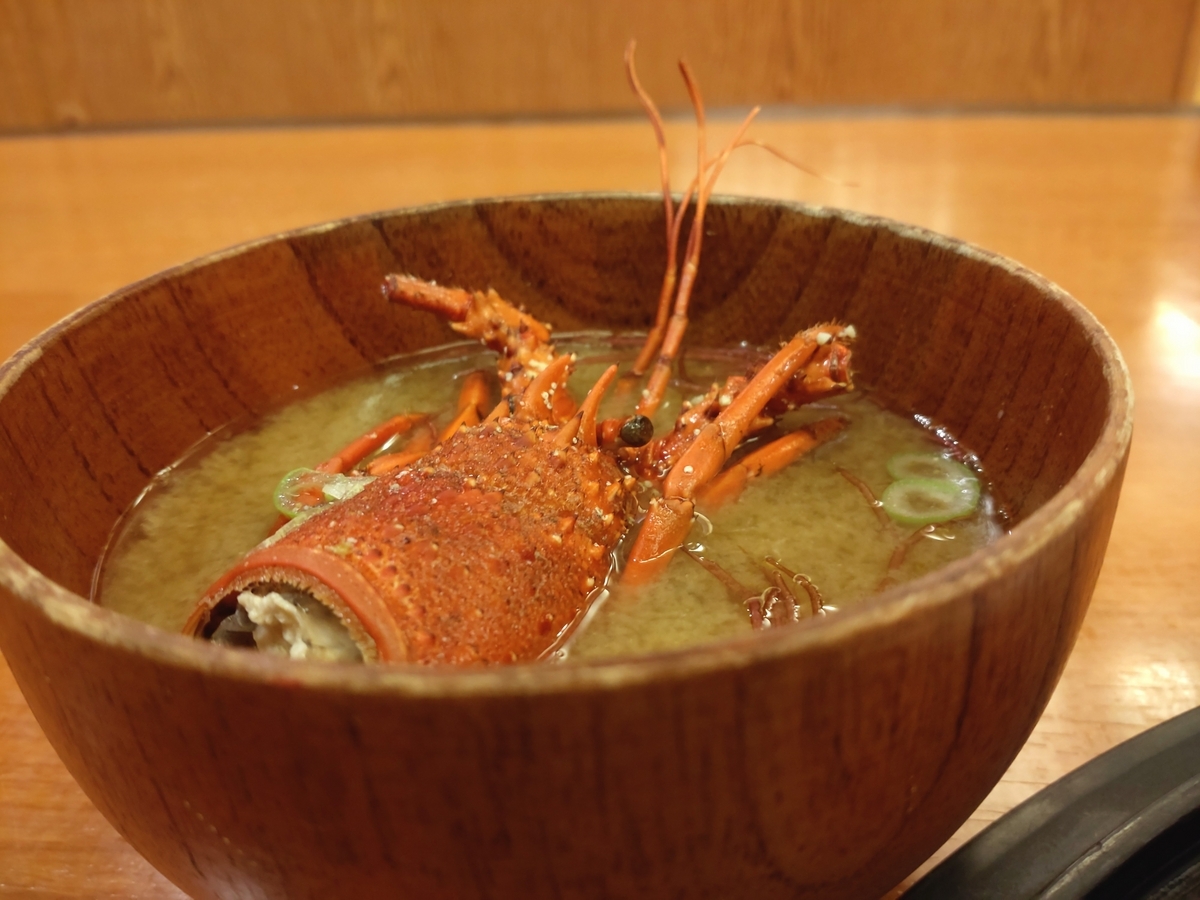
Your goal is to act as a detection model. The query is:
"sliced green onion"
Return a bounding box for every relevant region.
[886,451,978,485]
[881,477,980,526]
[273,469,375,519]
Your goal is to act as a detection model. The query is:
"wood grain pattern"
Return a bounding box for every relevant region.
[0,114,1196,897]
[0,184,1129,900]
[1183,1,1200,103]
[2,0,1199,132]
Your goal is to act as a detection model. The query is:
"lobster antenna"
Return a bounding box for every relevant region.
[635,63,760,418]
[733,138,855,187]
[625,41,674,231]
[626,40,682,377]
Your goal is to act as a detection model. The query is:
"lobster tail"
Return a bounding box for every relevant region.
[187,419,634,666]
[185,544,400,663]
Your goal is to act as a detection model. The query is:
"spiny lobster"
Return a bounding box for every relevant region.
[183,43,855,665]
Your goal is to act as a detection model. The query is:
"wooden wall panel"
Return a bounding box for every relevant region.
[2,0,1199,132]
[1183,0,1200,103]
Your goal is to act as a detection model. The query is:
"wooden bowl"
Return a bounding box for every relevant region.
[0,195,1131,899]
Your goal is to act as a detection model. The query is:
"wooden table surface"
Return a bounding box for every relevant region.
[1,112,1198,897]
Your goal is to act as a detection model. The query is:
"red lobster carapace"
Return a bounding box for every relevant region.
[183,45,855,665]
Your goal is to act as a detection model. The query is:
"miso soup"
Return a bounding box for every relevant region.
[95,336,1006,662]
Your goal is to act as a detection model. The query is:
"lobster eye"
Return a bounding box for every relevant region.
[619,415,654,447]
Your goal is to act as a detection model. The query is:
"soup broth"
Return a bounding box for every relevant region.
[96,336,1005,662]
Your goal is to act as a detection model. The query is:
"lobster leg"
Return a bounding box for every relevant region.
[315,414,428,475]
[364,423,436,475]
[323,369,493,479]
[438,370,492,441]
[696,416,848,510]
[764,557,825,617]
[264,413,429,533]
[623,323,854,585]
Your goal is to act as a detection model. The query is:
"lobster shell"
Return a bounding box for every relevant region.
[185,419,635,665]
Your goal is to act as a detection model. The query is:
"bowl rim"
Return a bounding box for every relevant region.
[0,192,1134,698]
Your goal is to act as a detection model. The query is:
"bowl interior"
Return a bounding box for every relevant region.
[0,194,1114,617]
